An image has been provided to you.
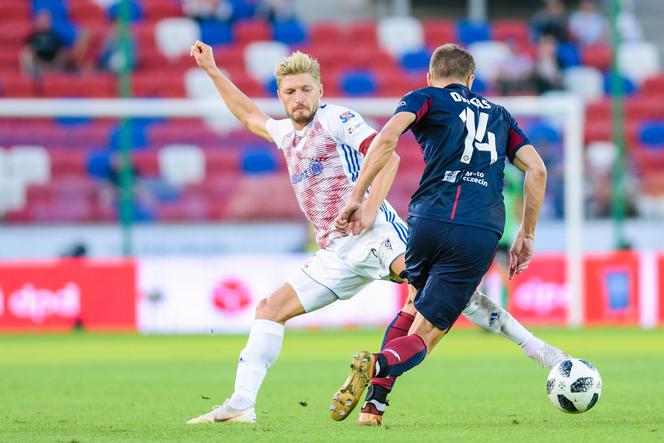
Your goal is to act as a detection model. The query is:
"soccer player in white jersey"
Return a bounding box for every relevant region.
[186,40,566,426]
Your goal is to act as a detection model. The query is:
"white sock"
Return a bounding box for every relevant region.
[228,319,284,410]
[462,291,533,347]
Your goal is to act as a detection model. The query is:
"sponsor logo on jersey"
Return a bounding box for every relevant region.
[443,170,460,183]
[338,111,356,123]
[462,171,488,187]
[290,160,324,184]
[346,121,365,135]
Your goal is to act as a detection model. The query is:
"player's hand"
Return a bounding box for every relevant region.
[356,205,378,233]
[190,40,217,75]
[335,199,362,236]
[508,231,534,279]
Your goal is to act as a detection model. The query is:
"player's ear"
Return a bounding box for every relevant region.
[426,72,432,86]
[467,73,475,90]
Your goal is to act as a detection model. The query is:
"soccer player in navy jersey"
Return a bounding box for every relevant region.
[331,43,551,421]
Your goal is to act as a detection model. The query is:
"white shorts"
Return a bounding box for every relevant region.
[287,202,408,312]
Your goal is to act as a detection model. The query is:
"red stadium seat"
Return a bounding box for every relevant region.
[206,150,241,176]
[626,97,664,121]
[309,22,345,46]
[581,44,612,71]
[422,19,456,48]
[0,73,35,97]
[68,1,107,24]
[234,20,271,45]
[0,1,30,23]
[132,150,160,177]
[41,73,116,98]
[492,20,530,45]
[642,74,664,97]
[346,21,377,46]
[143,0,183,22]
[0,22,31,45]
[49,150,88,177]
[345,45,396,71]
[214,44,246,72]
[132,70,186,97]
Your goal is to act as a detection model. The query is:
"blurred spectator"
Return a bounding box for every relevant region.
[617,1,643,42]
[495,41,535,95]
[531,0,568,42]
[257,0,295,22]
[533,35,563,93]
[99,23,136,73]
[21,10,67,75]
[182,0,233,22]
[569,0,608,45]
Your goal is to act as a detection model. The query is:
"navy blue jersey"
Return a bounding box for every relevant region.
[395,83,531,235]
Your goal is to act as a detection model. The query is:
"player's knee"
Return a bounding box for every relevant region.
[254,295,292,324]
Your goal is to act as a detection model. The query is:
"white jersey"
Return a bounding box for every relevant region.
[265,103,377,249]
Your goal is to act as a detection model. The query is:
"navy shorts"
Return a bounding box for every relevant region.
[402,216,500,331]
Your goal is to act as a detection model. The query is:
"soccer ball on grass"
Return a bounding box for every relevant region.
[546,358,602,413]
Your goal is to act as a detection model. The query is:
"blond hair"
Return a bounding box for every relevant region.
[429,43,475,81]
[274,51,321,87]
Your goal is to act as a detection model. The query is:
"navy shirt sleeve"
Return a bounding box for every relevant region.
[394,90,432,127]
[505,110,531,163]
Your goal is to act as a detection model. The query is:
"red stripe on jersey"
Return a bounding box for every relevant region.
[359,132,377,155]
[450,184,461,220]
[507,127,525,160]
[414,98,432,124]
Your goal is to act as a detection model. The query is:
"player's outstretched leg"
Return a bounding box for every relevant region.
[187,283,304,424]
[358,285,417,426]
[461,291,567,368]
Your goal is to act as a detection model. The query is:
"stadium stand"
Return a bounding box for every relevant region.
[0,0,663,222]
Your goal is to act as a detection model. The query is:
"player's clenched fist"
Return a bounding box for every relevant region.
[190,40,217,75]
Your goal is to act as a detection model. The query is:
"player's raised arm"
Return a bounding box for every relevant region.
[190,40,272,142]
[336,112,415,234]
[509,145,547,279]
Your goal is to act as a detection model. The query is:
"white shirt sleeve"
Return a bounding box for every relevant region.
[265,118,292,150]
[318,104,377,152]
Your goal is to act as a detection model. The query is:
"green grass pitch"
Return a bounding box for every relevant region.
[1,327,663,443]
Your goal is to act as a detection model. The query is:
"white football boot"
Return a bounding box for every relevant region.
[186,399,256,424]
[535,344,568,369]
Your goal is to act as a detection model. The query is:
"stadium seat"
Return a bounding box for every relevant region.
[200,20,234,46]
[581,44,612,71]
[8,145,51,186]
[586,141,616,172]
[0,1,30,22]
[244,41,289,83]
[456,20,491,45]
[603,72,637,96]
[347,21,378,46]
[132,70,186,97]
[32,0,68,22]
[235,19,271,45]
[229,0,256,21]
[527,122,562,144]
[184,67,219,99]
[556,42,581,68]
[49,150,88,177]
[107,0,143,22]
[241,147,278,174]
[132,150,160,177]
[563,66,604,101]
[309,21,345,46]
[491,20,530,45]
[142,0,183,21]
[42,73,116,98]
[641,74,664,98]
[377,16,425,58]
[639,121,664,147]
[159,144,206,186]
[468,41,511,82]
[155,17,201,59]
[206,150,241,177]
[273,19,308,45]
[422,19,456,48]
[0,73,34,97]
[400,49,431,72]
[68,0,107,24]
[340,71,377,96]
[617,41,660,85]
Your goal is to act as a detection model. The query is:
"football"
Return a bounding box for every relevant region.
[546,358,602,413]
